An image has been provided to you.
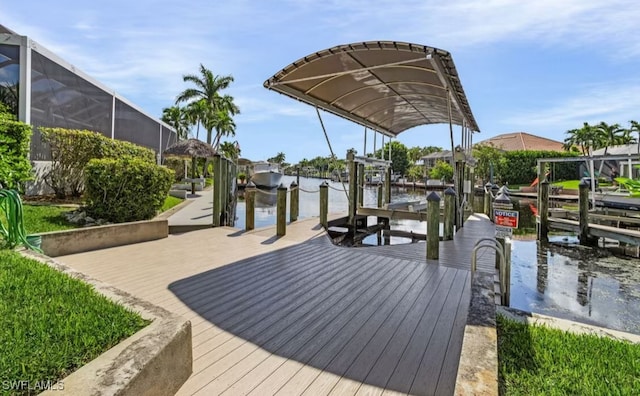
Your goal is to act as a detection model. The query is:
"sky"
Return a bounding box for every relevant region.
[2,1,640,163]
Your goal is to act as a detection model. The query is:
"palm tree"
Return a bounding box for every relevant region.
[268,152,286,164]
[219,141,241,159]
[630,120,640,154]
[176,64,240,147]
[211,110,237,149]
[184,99,208,141]
[563,122,598,156]
[161,105,190,142]
[595,122,624,155]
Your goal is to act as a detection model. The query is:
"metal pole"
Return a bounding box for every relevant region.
[358,163,365,207]
[363,127,367,157]
[348,150,357,226]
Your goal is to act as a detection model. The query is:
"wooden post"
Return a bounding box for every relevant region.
[358,163,365,207]
[579,179,593,246]
[277,183,287,236]
[212,154,222,227]
[377,182,383,208]
[444,187,455,240]
[426,191,440,260]
[468,167,475,211]
[385,167,392,205]
[347,150,357,226]
[320,181,329,228]
[296,166,300,186]
[537,160,547,204]
[290,181,299,222]
[538,180,549,242]
[190,156,197,195]
[483,182,491,217]
[245,181,256,231]
[504,239,511,306]
[221,159,228,225]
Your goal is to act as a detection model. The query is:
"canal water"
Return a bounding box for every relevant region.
[235,176,640,335]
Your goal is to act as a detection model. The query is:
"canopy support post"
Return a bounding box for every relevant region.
[315,106,349,200]
[363,127,367,157]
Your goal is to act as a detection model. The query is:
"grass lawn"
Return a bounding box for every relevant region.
[21,204,77,234]
[4,195,182,236]
[161,195,184,212]
[0,250,149,393]
[498,315,640,395]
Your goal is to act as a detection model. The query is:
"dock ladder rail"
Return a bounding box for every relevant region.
[471,238,509,306]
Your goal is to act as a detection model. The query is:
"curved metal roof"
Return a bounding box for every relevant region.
[264,41,480,137]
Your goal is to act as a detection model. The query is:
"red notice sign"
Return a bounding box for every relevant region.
[494,209,519,228]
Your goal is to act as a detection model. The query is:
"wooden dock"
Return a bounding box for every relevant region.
[56,214,496,396]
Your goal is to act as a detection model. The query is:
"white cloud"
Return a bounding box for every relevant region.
[502,80,640,133]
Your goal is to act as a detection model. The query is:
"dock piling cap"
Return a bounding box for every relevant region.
[427,191,441,201]
[494,191,511,205]
[444,187,456,196]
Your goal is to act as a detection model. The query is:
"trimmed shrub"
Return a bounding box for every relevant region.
[84,158,174,223]
[0,107,32,190]
[40,128,155,197]
[497,150,579,185]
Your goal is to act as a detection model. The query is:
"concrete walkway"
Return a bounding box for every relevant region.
[164,188,214,232]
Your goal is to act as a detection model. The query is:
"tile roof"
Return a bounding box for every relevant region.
[475,132,564,152]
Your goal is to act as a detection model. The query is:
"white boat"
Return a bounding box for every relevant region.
[250,161,283,188]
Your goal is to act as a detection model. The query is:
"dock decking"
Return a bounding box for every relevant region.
[56,214,495,396]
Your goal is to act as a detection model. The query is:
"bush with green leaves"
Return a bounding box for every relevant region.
[0,105,32,191]
[84,158,174,223]
[40,128,156,197]
[498,150,579,185]
[429,160,453,182]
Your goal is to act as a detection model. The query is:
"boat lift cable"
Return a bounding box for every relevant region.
[315,106,350,200]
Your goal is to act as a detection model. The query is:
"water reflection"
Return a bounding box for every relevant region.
[512,236,640,335]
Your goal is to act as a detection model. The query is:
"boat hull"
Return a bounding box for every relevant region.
[251,171,283,188]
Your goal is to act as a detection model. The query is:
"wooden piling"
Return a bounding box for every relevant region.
[385,167,392,205]
[426,191,440,260]
[221,159,228,225]
[504,239,511,306]
[484,183,491,218]
[444,187,456,240]
[468,168,475,210]
[538,180,549,242]
[212,154,222,227]
[290,181,299,222]
[578,179,593,246]
[377,182,383,208]
[245,182,256,231]
[320,181,329,228]
[277,183,287,236]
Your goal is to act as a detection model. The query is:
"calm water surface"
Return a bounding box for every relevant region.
[235,177,640,334]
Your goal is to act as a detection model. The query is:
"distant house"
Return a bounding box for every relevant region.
[475,132,564,152]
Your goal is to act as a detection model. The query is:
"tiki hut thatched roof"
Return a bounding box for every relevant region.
[163,138,218,159]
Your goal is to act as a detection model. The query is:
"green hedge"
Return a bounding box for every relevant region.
[40,128,156,197]
[497,150,579,185]
[0,109,32,190]
[84,158,174,223]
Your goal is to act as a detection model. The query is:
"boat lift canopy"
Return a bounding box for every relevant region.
[264,41,480,137]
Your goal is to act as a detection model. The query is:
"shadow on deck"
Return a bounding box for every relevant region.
[169,235,472,395]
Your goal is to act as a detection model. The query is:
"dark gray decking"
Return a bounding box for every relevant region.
[58,214,496,396]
